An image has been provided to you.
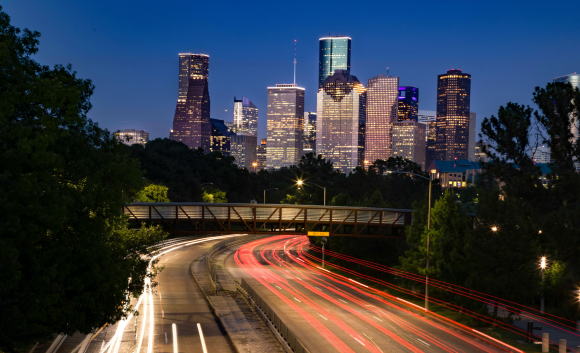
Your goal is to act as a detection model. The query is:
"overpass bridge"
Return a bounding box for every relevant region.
[124,203,412,237]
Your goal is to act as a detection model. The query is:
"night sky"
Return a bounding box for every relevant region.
[5,0,580,140]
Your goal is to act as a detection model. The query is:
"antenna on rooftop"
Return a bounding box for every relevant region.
[293,39,298,85]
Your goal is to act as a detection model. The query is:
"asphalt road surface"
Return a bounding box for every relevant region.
[231,234,524,353]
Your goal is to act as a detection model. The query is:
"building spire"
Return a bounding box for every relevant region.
[293,39,298,85]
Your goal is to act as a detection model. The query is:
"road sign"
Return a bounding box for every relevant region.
[307,231,330,237]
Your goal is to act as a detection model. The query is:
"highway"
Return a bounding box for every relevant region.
[232,234,524,353]
[69,236,241,353]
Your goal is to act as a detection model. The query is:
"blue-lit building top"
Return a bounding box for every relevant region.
[318,36,351,88]
[397,86,419,122]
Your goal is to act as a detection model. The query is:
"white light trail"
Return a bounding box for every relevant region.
[197,323,208,353]
[171,323,179,353]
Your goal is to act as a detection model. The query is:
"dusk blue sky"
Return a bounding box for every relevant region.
[5,0,580,140]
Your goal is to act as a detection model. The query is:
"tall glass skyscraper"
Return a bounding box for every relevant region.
[266,84,305,169]
[435,69,471,161]
[232,96,258,137]
[317,70,366,173]
[554,73,580,145]
[397,86,419,122]
[318,36,351,88]
[364,75,399,164]
[303,112,317,154]
[170,53,211,151]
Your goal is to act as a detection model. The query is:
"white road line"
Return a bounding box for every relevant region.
[197,323,208,353]
[416,338,431,346]
[171,323,179,353]
[339,298,348,304]
[347,278,369,288]
[373,315,383,322]
[293,297,302,303]
[351,335,366,346]
[274,285,282,290]
[318,313,328,321]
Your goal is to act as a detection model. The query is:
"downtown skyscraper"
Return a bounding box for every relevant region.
[364,75,399,164]
[170,53,211,151]
[230,97,258,169]
[317,70,366,173]
[434,69,471,161]
[266,84,305,169]
[397,86,419,122]
[319,36,351,88]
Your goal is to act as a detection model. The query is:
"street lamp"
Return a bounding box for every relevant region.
[263,188,278,204]
[386,170,433,311]
[490,225,499,233]
[538,255,548,313]
[295,178,327,206]
[251,161,258,173]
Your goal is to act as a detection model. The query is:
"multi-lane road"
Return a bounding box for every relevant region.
[45,234,525,353]
[232,234,523,353]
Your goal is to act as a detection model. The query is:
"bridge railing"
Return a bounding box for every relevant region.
[124,203,412,236]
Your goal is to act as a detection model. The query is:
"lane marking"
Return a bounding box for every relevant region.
[171,323,178,353]
[197,323,208,353]
[348,278,369,288]
[274,285,282,290]
[351,335,366,346]
[416,338,431,347]
[373,315,383,322]
[293,297,302,303]
[318,313,328,321]
[339,298,348,304]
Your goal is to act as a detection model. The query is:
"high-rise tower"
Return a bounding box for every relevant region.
[317,70,366,173]
[318,36,351,88]
[397,86,419,122]
[266,84,305,169]
[364,75,399,164]
[232,96,259,136]
[170,53,211,151]
[434,69,471,161]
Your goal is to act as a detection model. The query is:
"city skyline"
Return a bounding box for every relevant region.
[7,1,579,141]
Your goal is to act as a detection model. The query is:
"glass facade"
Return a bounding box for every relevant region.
[392,121,426,169]
[230,134,257,170]
[256,139,267,170]
[232,96,258,137]
[397,86,419,122]
[210,118,232,155]
[435,69,471,161]
[266,84,305,169]
[364,75,399,164]
[303,112,317,154]
[114,129,149,146]
[318,36,351,88]
[317,70,366,174]
[170,53,212,151]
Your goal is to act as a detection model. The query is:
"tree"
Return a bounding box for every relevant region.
[135,184,170,202]
[0,9,165,351]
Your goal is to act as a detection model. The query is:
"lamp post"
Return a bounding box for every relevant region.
[263,188,278,204]
[539,255,548,313]
[386,169,433,311]
[295,178,327,206]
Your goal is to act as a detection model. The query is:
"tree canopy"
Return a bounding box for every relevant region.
[0,9,165,352]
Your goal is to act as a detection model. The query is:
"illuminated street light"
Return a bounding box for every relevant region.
[295,179,326,206]
[490,225,499,233]
[251,161,258,172]
[538,255,548,313]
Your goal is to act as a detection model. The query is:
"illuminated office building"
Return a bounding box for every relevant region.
[435,69,471,161]
[317,70,366,173]
[397,86,419,122]
[303,112,317,154]
[266,84,305,169]
[364,75,399,164]
[532,144,551,164]
[230,134,257,170]
[319,36,351,88]
[232,96,258,136]
[170,53,211,151]
[419,110,437,168]
[392,121,426,169]
[114,129,149,146]
[210,119,232,155]
[256,139,267,170]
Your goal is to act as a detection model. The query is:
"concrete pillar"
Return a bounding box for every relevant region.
[558,339,566,353]
[542,332,549,353]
